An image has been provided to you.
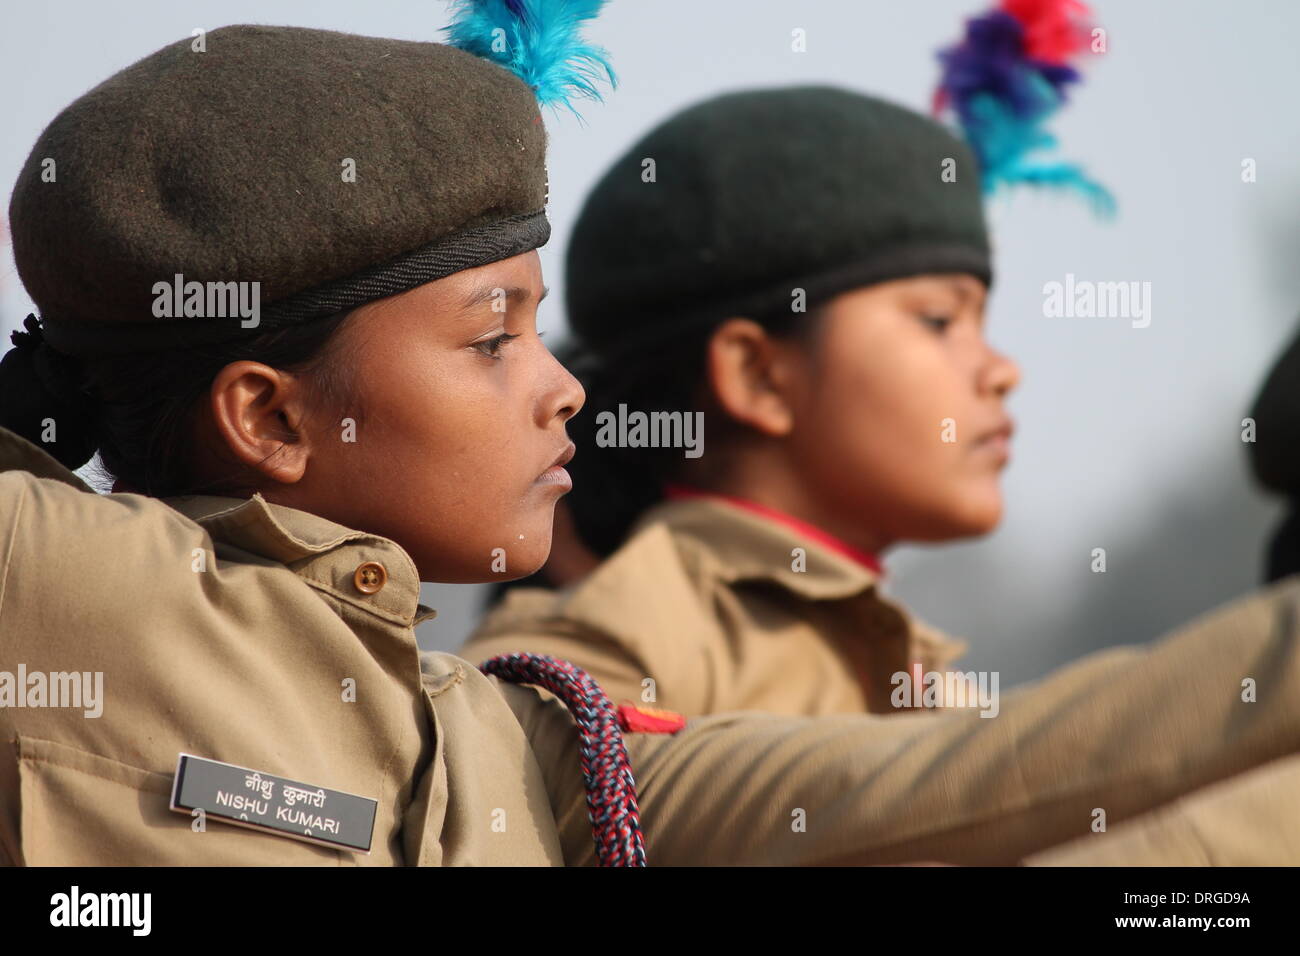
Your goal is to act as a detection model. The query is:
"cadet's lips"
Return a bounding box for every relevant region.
[536,441,575,489]
[974,418,1015,461]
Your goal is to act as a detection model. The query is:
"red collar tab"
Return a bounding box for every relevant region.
[662,482,885,576]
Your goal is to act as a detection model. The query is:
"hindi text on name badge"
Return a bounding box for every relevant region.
[170,754,377,853]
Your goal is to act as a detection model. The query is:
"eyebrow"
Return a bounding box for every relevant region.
[459,283,549,311]
[944,277,979,303]
[944,277,989,326]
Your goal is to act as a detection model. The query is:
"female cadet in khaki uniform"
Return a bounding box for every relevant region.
[454,8,1300,862]
[3,19,1300,868]
[460,83,1024,716]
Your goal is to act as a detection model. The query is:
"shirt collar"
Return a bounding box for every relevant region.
[165,494,439,627]
[663,482,885,575]
[627,484,969,663]
[0,425,438,628]
[633,484,884,601]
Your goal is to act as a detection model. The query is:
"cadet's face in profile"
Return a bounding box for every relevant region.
[789,274,1019,543]
[288,250,583,582]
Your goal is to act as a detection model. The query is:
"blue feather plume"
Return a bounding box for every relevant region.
[444,0,616,117]
[963,84,1115,217]
[934,4,1114,216]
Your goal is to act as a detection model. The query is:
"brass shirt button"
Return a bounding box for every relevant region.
[353,561,387,594]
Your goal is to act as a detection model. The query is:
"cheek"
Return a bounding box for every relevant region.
[357,353,557,580]
[795,332,997,531]
[805,336,954,477]
[376,356,507,477]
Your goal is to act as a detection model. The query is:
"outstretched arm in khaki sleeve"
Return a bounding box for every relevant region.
[1023,749,1300,865]
[502,575,1300,865]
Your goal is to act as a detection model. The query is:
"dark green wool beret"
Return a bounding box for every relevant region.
[1246,315,1300,582]
[565,85,991,356]
[9,24,550,356]
[1248,317,1300,495]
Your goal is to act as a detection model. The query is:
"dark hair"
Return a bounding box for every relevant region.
[0,311,361,497]
[562,301,827,561]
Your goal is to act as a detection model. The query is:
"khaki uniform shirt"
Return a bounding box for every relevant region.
[463,495,970,716]
[6,424,1300,865]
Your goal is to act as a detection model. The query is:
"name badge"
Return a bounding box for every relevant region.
[170,754,377,853]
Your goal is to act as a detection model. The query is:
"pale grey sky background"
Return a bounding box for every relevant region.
[4,1,1298,684]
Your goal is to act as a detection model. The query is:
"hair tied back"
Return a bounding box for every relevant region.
[0,313,99,470]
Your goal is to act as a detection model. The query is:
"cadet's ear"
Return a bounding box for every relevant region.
[704,318,800,437]
[206,361,312,485]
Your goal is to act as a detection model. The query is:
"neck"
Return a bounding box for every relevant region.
[675,447,895,557]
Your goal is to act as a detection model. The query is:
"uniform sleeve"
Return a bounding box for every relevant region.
[1022,750,1300,865]
[507,573,1300,865]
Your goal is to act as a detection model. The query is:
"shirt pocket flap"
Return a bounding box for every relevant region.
[14,736,343,866]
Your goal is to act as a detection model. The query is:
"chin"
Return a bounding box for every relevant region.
[408,528,554,583]
[501,530,555,581]
[501,552,550,582]
[955,498,1004,536]
[909,496,1003,541]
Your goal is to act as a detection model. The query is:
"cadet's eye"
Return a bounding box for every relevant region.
[472,332,520,359]
[919,314,953,334]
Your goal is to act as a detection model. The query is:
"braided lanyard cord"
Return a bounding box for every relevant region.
[480,653,647,867]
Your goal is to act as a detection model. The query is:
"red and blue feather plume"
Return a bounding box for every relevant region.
[444,0,616,117]
[933,0,1114,215]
